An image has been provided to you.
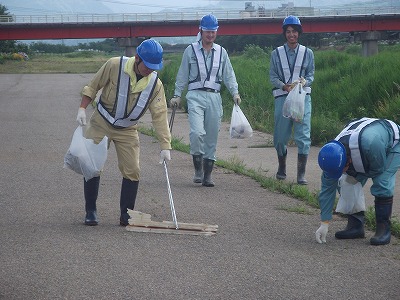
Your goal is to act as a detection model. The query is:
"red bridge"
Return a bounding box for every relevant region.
[1,14,400,40]
[1,10,399,56]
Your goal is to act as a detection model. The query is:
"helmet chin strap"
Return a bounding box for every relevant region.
[133,59,144,79]
[133,58,140,73]
[196,32,202,42]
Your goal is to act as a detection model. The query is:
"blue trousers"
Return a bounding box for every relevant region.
[273,94,312,156]
[186,90,223,161]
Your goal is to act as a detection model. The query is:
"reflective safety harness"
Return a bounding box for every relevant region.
[97,56,158,128]
[335,117,400,173]
[272,44,311,97]
[187,42,222,91]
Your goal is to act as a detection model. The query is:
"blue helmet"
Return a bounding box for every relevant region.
[200,14,219,31]
[136,39,163,70]
[318,140,347,179]
[282,15,302,28]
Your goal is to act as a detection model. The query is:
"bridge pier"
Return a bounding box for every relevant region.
[360,31,381,57]
[117,37,146,57]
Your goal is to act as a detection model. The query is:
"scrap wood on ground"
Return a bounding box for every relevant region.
[125,210,218,236]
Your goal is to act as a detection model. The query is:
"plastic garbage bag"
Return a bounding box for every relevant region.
[229,104,253,139]
[64,126,108,181]
[336,174,366,214]
[282,82,306,122]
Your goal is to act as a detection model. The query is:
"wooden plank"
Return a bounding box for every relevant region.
[129,219,218,231]
[125,225,216,236]
[125,210,218,235]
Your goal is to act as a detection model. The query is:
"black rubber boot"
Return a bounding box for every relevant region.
[84,176,100,226]
[192,154,203,183]
[276,152,287,180]
[119,178,139,226]
[370,197,393,246]
[202,159,215,187]
[335,211,365,239]
[297,154,308,185]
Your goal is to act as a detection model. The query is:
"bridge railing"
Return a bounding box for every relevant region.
[0,6,399,24]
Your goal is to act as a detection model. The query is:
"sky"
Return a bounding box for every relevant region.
[100,0,314,13]
[1,0,384,16]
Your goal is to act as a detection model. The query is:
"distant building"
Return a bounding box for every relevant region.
[240,2,314,18]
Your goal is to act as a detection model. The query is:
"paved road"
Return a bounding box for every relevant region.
[144,106,400,220]
[0,74,399,300]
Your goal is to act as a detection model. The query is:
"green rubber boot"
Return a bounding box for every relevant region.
[370,197,393,246]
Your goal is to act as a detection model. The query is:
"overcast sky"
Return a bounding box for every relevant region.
[2,0,374,15]
[98,0,322,12]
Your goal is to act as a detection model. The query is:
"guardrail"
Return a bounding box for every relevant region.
[0,6,399,24]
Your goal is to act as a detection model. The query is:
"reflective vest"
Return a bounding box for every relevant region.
[335,117,400,173]
[187,42,222,91]
[272,44,311,97]
[97,56,158,128]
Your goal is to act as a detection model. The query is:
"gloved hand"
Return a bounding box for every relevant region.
[289,80,299,89]
[315,222,329,244]
[299,77,306,87]
[233,94,241,106]
[76,107,87,126]
[170,96,181,107]
[159,149,171,164]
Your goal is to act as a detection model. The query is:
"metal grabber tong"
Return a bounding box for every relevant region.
[162,103,178,229]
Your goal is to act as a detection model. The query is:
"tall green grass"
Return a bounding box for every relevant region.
[160,44,400,145]
[3,44,400,145]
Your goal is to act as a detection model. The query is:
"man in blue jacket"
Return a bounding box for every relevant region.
[316,117,400,245]
[170,14,241,187]
[269,15,315,185]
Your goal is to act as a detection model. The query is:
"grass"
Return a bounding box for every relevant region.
[138,125,400,239]
[159,44,400,145]
[4,45,400,142]
[277,204,315,215]
[0,52,113,73]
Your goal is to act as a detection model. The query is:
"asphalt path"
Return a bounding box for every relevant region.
[0,74,399,300]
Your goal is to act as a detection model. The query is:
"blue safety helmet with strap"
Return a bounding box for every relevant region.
[136,39,163,70]
[282,15,303,34]
[318,140,347,179]
[200,14,219,31]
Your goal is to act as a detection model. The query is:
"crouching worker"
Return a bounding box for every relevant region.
[76,39,172,226]
[316,117,400,245]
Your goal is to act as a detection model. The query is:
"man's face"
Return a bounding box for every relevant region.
[202,30,217,44]
[285,25,299,46]
[135,57,154,77]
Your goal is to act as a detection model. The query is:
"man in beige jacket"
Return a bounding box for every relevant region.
[76,39,171,226]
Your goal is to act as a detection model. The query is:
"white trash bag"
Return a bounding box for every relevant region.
[64,126,108,181]
[229,104,253,139]
[336,174,366,215]
[282,83,306,122]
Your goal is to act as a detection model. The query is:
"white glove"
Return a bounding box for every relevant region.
[159,149,171,164]
[315,222,329,244]
[233,94,241,106]
[170,96,181,107]
[299,77,306,87]
[76,107,87,126]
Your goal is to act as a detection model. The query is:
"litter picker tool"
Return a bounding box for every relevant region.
[163,103,178,229]
[126,104,218,236]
